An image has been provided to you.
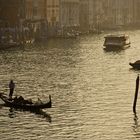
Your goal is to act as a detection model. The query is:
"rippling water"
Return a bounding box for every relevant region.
[1,30,140,140]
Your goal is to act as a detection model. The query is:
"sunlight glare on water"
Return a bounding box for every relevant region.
[0,30,140,140]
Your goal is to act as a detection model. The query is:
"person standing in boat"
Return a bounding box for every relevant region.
[9,80,15,98]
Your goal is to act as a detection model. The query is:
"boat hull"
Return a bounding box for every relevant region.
[104,44,130,52]
[0,94,51,110]
[129,62,140,70]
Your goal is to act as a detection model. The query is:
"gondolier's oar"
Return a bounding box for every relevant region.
[133,75,139,114]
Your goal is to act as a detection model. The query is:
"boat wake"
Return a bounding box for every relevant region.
[0,103,52,123]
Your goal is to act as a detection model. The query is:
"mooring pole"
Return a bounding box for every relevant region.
[133,75,139,114]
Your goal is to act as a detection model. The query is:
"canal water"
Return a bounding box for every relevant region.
[1,30,140,140]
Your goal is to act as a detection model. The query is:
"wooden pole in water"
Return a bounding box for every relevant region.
[133,75,139,114]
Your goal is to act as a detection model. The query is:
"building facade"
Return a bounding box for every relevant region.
[60,0,79,30]
[0,0,25,27]
[101,0,134,29]
[88,0,105,32]
[24,0,47,39]
[45,0,60,36]
[133,0,140,26]
[1,0,140,39]
[79,0,89,31]
[46,0,60,27]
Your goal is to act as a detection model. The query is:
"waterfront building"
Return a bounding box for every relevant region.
[101,0,134,29]
[45,0,60,27]
[0,0,47,42]
[0,0,24,27]
[45,0,60,36]
[25,0,46,29]
[88,0,105,32]
[0,0,26,44]
[114,0,133,27]
[60,0,80,31]
[88,0,95,31]
[24,0,47,40]
[133,0,140,26]
[79,0,89,31]
[102,0,117,29]
[1,0,140,39]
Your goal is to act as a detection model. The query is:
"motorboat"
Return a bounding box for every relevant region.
[103,34,130,49]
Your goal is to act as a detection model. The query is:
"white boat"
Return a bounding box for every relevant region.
[103,34,131,49]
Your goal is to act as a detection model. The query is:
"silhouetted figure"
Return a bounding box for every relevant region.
[9,80,15,98]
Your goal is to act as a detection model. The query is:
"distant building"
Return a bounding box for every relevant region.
[1,0,140,39]
[88,0,105,32]
[102,0,117,28]
[25,1,46,26]
[46,0,60,27]
[88,0,94,31]
[113,0,133,27]
[45,0,60,36]
[0,0,24,27]
[79,0,89,31]
[101,0,134,29]
[60,0,80,30]
[133,0,140,26]
[24,0,47,40]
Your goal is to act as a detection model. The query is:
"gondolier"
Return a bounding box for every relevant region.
[9,80,15,98]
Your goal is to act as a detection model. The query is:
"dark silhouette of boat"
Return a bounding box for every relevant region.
[0,93,52,110]
[129,60,140,69]
[103,34,130,49]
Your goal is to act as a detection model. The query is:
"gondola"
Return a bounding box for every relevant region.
[0,93,52,110]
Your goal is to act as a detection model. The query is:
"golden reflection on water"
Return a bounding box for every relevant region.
[1,30,140,139]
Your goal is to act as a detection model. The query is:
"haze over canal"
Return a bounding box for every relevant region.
[1,30,140,140]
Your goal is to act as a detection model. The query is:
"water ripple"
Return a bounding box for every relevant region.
[0,30,140,139]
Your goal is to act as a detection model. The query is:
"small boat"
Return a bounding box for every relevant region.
[103,34,130,49]
[129,60,140,69]
[0,35,21,49]
[0,93,52,110]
